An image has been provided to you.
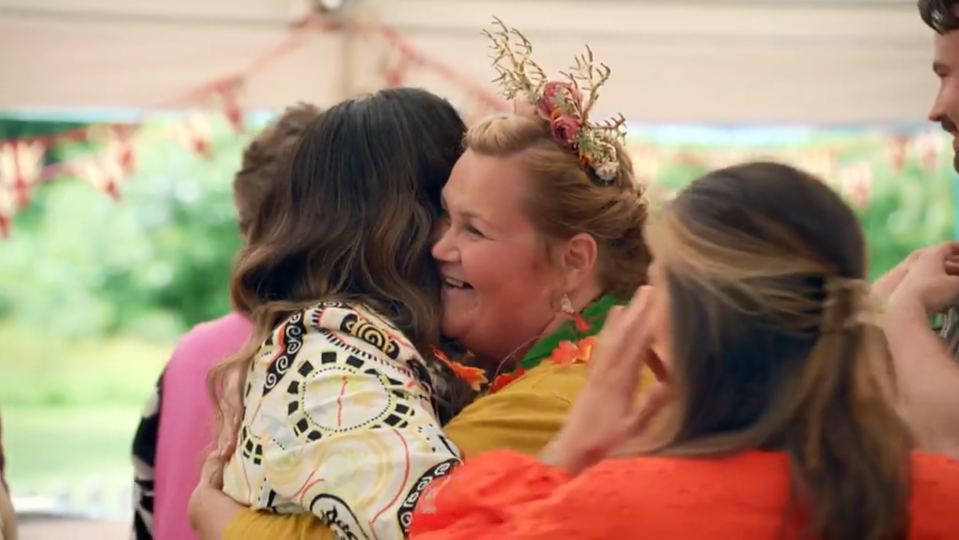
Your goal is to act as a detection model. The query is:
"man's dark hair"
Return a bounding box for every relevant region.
[920,0,959,33]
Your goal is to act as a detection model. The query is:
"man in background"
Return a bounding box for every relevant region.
[873,0,959,459]
[131,103,321,540]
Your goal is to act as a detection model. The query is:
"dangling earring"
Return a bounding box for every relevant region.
[561,293,590,333]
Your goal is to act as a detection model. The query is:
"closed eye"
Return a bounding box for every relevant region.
[465,223,485,238]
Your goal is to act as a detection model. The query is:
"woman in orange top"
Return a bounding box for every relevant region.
[410,162,959,540]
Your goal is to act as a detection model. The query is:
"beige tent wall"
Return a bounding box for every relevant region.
[0,0,938,124]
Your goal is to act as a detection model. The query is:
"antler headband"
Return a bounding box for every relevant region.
[483,18,628,184]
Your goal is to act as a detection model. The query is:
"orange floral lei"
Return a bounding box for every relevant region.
[432,347,488,392]
[433,335,599,395]
[433,294,618,396]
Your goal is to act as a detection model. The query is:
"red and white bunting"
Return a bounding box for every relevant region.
[838,161,875,208]
[212,80,246,134]
[0,184,16,238]
[0,139,46,208]
[173,114,213,157]
[912,130,944,171]
[73,154,126,200]
[795,150,837,185]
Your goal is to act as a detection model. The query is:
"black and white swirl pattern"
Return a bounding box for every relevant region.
[340,313,399,360]
[262,312,306,396]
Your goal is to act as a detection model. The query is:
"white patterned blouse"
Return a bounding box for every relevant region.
[221,301,461,540]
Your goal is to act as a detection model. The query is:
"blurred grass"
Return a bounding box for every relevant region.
[0,320,170,407]
[0,319,172,488]
[3,406,145,487]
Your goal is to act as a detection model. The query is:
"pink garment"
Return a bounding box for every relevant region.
[154,312,252,540]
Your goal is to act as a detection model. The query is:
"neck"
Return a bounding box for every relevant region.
[467,284,606,375]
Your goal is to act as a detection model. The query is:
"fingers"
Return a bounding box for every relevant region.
[604,305,626,328]
[591,287,657,391]
[943,241,959,256]
[621,286,657,361]
[199,450,226,490]
[217,438,237,461]
[646,348,670,383]
[620,383,670,440]
[874,248,928,300]
[946,258,959,277]
[599,286,654,360]
[617,285,654,335]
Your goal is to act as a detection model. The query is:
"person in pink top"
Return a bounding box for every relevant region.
[130,103,322,540]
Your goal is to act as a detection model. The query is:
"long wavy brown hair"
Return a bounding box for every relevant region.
[636,162,913,540]
[208,88,469,432]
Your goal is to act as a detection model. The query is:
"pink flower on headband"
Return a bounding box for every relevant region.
[537,81,580,119]
[551,115,582,149]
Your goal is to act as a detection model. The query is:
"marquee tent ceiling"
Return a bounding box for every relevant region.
[0,0,940,124]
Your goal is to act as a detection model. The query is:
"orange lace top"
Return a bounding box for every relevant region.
[410,450,959,539]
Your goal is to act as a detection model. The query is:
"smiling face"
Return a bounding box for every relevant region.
[930,27,959,171]
[432,149,561,363]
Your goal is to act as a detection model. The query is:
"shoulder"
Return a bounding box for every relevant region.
[252,302,432,396]
[302,301,417,359]
[910,452,959,501]
[163,312,252,386]
[170,312,252,364]
[905,453,959,534]
[512,362,589,402]
[557,453,790,535]
[265,301,418,363]
[580,452,790,505]
[510,359,656,404]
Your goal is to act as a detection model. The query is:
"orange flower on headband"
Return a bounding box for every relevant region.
[483,17,627,184]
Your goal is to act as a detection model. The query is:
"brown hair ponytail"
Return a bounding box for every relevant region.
[630,162,914,540]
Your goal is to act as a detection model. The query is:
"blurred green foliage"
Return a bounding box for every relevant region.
[642,131,957,280]
[0,117,251,341]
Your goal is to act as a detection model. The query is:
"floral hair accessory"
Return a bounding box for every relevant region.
[483,18,627,185]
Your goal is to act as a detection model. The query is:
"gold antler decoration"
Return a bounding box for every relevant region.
[482,18,628,184]
[593,113,628,144]
[559,46,610,118]
[482,17,546,100]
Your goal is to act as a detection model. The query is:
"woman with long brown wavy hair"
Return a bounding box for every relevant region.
[410,162,959,540]
[206,87,474,540]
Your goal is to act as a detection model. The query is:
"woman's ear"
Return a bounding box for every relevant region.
[561,232,599,290]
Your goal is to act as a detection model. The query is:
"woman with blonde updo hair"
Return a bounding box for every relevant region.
[411,162,959,540]
[188,22,657,540]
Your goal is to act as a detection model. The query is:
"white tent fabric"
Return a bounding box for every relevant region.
[0,0,940,124]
